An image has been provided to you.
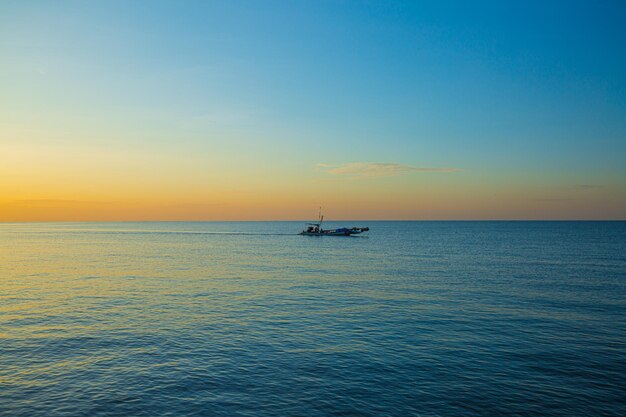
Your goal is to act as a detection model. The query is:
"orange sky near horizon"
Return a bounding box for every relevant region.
[2,140,624,221]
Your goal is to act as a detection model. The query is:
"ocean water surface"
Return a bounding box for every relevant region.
[1,221,625,416]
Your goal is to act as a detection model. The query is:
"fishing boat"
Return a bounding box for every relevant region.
[299,210,369,236]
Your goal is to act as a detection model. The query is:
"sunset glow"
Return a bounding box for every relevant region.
[1,1,625,220]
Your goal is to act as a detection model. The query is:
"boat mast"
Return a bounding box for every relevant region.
[319,206,324,230]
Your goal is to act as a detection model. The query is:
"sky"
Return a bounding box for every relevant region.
[1,0,625,220]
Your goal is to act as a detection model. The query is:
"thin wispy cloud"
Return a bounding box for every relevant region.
[12,199,111,206]
[573,184,603,190]
[317,162,460,177]
[533,198,578,202]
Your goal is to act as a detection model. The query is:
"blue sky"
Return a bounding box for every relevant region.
[1,0,625,219]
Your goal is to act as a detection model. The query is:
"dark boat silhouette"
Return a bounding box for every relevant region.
[299,209,369,236]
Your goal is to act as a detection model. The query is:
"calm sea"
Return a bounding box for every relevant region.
[1,221,625,416]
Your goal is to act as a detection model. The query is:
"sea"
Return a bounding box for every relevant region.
[1,221,625,416]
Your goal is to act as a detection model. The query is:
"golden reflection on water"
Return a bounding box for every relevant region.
[1,223,358,344]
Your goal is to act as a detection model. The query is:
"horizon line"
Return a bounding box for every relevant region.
[2,219,625,223]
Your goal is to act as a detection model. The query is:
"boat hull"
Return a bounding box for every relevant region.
[299,231,353,236]
[299,228,369,236]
